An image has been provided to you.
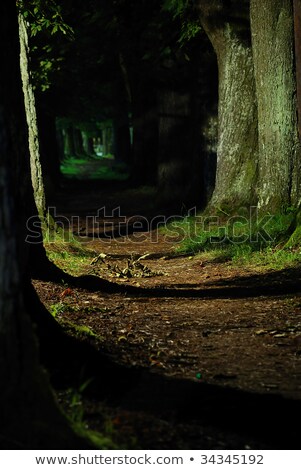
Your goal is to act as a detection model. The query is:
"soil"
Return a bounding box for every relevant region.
[33,180,301,449]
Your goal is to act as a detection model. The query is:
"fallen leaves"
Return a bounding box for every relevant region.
[90,253,163,279]
[60,288,73,298]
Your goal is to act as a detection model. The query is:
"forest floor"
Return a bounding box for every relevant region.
[33,179,301,449]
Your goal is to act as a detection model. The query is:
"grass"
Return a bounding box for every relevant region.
[169,211,301,271]
[60,156,129,181]
[44,228,95,276]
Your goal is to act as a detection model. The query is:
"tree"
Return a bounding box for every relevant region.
[294,0,301,142]
[250,0,301,212]
[195,0,301,213]
[196,0,258,211]
[0,0,94,449]
[19,11,47,221]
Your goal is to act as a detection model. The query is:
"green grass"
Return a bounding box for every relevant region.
[49,301,66,318]
[170,211,301,270]
[60,156,129,180]
[44,228,95,276]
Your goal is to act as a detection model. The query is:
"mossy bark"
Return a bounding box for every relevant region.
[294,0,301,141]
[197,0,258,211]
[251,0,301,212]
[18,13,47,222]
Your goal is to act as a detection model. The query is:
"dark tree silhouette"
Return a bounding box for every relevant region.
[0,0,93,449]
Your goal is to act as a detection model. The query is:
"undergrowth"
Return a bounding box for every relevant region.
[170,211,301,270]
[44,228,95,276]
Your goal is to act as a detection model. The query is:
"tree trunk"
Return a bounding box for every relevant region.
[251,0,301,211]
[113,113,131,164]
[73,127,85,157]
[64,126,76,156]
[157,87,195,207]
[102,127,114,156]
[1,2,94,450]
[131,85,158,185]
[82,132,95,156]
[197,1,258,211]
[294,0,301,142]
[18,13,47,221]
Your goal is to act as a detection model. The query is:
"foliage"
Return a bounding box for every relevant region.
[17,0,74,37]
[162,0,202,46]
[17,0,74,91]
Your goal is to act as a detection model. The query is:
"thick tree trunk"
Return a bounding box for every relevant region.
[18,13,47,221]
[251,0,301,211]
[197,1,258,211]
[0,4,95,449]
[294,0,301,141]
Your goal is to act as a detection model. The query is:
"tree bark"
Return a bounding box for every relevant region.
[197,0,258,211]
[251,0,301,211]
[0,3,94,449]
[294,0,301,142]
[18,13,47,221]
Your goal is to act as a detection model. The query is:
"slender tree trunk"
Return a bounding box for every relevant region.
[197,1,258,211]
[18,13,47,221]
[251,0,301,211]
[56,127,65,161]
[64,126,76,156]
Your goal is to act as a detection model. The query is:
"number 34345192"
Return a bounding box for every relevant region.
[200,455,263,465]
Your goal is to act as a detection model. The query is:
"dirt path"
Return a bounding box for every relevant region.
[35,183,301,448]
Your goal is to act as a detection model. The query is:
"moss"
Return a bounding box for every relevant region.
[70,423,118,450]
[60,320,99,339]
[285,225,301,248]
